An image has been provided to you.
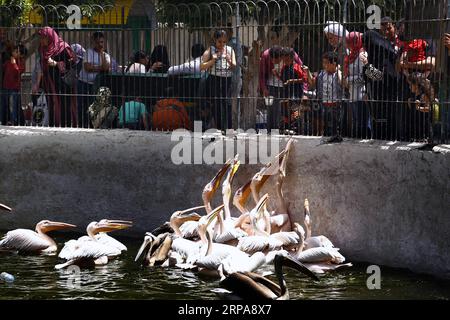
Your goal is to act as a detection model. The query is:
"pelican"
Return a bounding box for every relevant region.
[194,206,264,276]
[303,199,335,249]
[213,156,248,245]
[202,160,232,213]
[290,222,352,273]
[237,195,287,255]
[250,150,292,233]
[218,252,319,300]
[0,220,76,254]
[169,205,204,239]
[0,203,12,212]
[55,219,132,269]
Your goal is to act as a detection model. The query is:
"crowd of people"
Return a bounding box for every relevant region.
[0,17,448,142]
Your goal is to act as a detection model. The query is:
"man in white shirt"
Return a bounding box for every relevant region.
[167,44,205,76]
[77,31,111,127]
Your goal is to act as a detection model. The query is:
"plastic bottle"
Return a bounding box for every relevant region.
[0,272,15,283]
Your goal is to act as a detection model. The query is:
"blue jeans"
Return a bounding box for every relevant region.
[1,89,21,125]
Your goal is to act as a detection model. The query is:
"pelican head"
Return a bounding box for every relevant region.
[233,180,252,214]
[87,219,133,238]
[202,160,232,212]
[0,203,12,212]
[135,232,155,262]
[197,204,224,243]
[170,206,204,225]
[35,220,77,233]
[249,194,269,224]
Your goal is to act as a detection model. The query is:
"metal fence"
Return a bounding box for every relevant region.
[0,0,448,143]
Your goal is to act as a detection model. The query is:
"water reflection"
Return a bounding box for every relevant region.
[0,236,449,300]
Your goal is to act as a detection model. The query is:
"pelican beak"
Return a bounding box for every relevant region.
[45,221,77,232]
[304,198,310,217]
[96,220,133,233]
[203,161,232,199]
[279,254,320,281]
[176,205,205,220]
[206,204,224,227]
[135,233,154,262]
[0,203,12,212]
[256,194,269,215]
[280,138,294,177]
[198,204,224,230]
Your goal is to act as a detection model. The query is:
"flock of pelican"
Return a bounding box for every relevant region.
[0,140,352,300]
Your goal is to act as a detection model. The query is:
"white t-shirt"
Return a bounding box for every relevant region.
[210,45,234,78]
[79,48,111,84]
[126,63,146,74]
[347,51,367,102]
[322,72,337,103]
[167,57,202,76]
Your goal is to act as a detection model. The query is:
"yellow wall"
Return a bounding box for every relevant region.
[27,0,134,25]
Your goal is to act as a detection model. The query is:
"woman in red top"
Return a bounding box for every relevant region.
[1,45,26,125]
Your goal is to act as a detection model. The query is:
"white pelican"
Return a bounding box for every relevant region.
[289,222,352,274]
[194,207,264,276]
[55,219,132,269]
[303,199,335,249]
[0,203,12,212]
[218,251,319,300]
[202,160,232,213]
[0,220,76,254]
[213,157,248,245]
[169,205,204,239]
[250,150,293,233]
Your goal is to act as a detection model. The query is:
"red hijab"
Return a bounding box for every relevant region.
[344,31,364,77]
[38,27,70,63]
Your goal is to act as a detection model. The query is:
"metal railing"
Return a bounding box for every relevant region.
[0,0,448,143]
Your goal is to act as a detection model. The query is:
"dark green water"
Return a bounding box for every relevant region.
[0,235,449,300]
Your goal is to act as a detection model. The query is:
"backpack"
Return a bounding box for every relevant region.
[32,92,49,126]
[88,87,118,129]
[152,98,191,131]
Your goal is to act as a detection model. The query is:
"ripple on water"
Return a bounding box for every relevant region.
[0,236,449,300]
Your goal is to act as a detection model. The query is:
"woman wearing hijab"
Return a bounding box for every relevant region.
[324,21,349,65]
[344,32,370,138]
[38,27,76,127]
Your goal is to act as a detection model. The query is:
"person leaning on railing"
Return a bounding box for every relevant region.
[201,30,236,131]
[77,31,111,128]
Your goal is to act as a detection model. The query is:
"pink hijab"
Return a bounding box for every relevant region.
[344,31,364,77]
[38,27,70,61]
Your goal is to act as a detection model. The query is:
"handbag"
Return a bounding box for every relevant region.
[32,92,49,126]
[364,64,383,81]
[61,66,78,87]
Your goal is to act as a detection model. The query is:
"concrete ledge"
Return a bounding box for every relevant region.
[0,126,449,279]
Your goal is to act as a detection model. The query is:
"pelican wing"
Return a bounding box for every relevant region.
[179,221,199,239]
[171,237,201,263]
[95,233,127,252]
[214,228,247,243]
[0,229,50,252]
[270,232,299,246]
[222,252,266,274]
[58,238,121,261]
[296,247,345,264]
[237,236,269,254]
[305,235,335,250]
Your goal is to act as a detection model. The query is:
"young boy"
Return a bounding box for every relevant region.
[280,47,308,99]
[1,44,26,125]
[306,51,344,140]
[118,96,149,130]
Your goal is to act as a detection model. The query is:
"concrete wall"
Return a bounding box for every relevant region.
[0,126,449,279]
